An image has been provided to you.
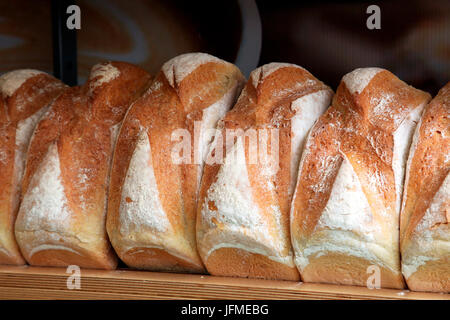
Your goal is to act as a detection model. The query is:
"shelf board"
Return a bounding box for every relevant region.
[0,265,447,300]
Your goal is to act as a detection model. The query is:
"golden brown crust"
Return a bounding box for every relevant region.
[26,246,117,269]
[0,71,66,265]
[301,253,405,289]
[291,68,430,289]
[107,53,245,273]
[206,248,300,281]
[197,63,332,281]
[121,248,205,273]
[401,83,449,242]
[400,82,449,293]
[20,87,79,195]
[15,62,151,270]
[404,258,449,293]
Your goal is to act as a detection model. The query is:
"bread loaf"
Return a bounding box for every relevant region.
[14,62,151,269]
[0,70,66,265]
[196,63,333,280]
[400,82,449,293]
[290,68,431,289]
[106,53,245,273]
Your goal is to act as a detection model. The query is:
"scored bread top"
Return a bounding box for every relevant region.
[0,70,44,98]
[400,82,449,283]
[196,63,333,273]
[14,62,151,268]
[107,53,245,271]
[290,68,431,281]
[162,52,224,88]
[0,70,67,265]
[0,70,66,122]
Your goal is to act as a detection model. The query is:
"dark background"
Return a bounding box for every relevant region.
[0,0,448,94]
[258,0,449,95]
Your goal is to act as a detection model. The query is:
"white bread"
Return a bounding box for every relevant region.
[106,53,245,273]
[400,82,449,293]
[0,70,66,265]
[14,62,151,269]
[290,68,431,289]
[196,63,333,280]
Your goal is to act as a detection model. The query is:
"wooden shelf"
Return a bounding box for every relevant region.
[0,265,447,300]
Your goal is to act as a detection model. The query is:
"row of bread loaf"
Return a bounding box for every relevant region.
[0,53,448,293]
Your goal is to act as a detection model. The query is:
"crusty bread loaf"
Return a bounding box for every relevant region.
[0,70,66,265]
[14,62,151,269]
[400,82,449,293]
[196,63,333,280]
[106,53,245,273]
[290,68,431,289]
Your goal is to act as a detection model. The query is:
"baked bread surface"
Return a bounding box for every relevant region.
[0,70,66,265]
[106,53,245,273]
[290,68,431,288]
[197,63,333,280]
[400,82,449,293]
[14,62,151,269]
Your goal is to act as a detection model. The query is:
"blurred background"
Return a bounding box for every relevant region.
[259,0,449,95]
[0,0,448,95]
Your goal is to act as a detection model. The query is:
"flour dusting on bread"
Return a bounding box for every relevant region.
[201,139,287,264]
[196,82,240,186]
[251,63,304,89]
[119,130,169,234]
[0,69,43,97]
[18,143,71,232]
[162,53,223,88]
[202,139,262,229]
[402,173,449,279]
[318,154,377,236]
[89,63,120,91]
[12,106,51,211]
[289,89,333,195]
[342,67,382,94]
[392,103,425,213]
[291,67,430,289]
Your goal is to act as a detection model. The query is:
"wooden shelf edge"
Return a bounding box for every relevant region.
[0,265,448,300]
